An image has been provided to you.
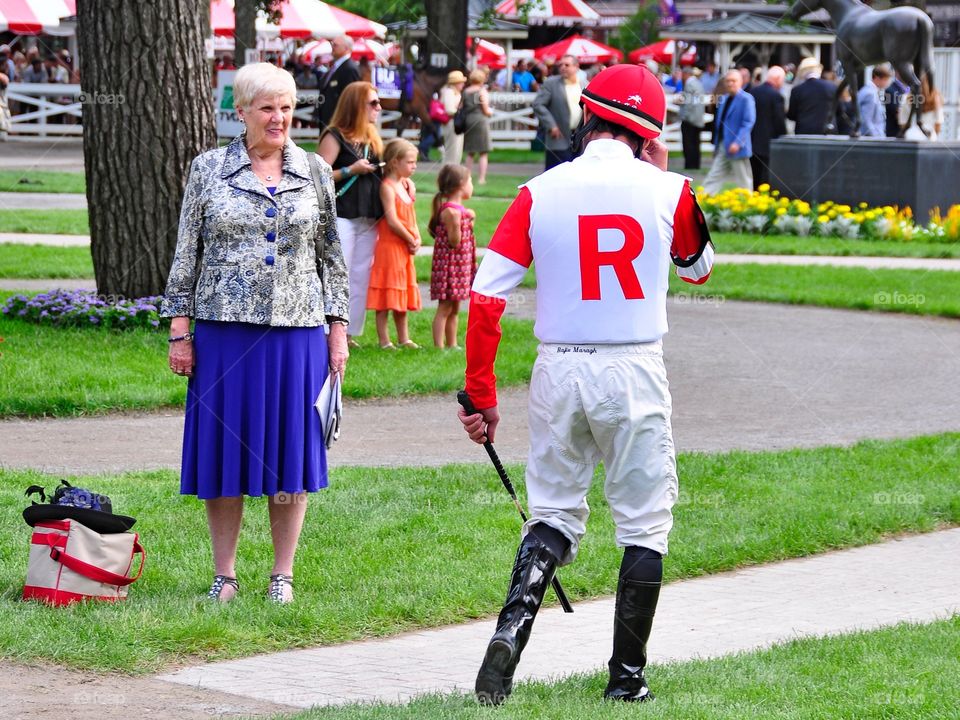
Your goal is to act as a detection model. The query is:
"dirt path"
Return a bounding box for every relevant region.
[0,660,292,720]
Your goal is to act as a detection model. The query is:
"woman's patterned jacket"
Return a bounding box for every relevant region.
[161,134,349,327]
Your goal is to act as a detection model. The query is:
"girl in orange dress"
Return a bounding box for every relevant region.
[367,138,423,349]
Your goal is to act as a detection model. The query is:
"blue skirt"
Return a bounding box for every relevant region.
[180,320,329,499]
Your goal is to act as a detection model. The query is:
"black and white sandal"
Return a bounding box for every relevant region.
[206,574,239,602]
[268,574,294,604]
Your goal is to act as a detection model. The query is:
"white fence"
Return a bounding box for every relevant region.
[5,83,83,136]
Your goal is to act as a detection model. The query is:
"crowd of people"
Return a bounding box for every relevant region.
[0,43,76,138]
[671,57,944,193]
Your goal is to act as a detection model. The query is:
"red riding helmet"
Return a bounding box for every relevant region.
[580,64,666,140]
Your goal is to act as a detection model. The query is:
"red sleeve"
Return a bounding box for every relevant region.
[487,187,533,268]
[464,188,534,410]
[465,292,507,410]
[670,179,714,285]
[671,180,706,262]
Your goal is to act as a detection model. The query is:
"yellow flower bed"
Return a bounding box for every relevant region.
[696,185,959,243]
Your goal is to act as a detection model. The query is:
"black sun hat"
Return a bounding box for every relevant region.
[23,480,136,534]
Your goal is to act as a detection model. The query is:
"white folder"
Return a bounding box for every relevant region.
[314,371,343,449]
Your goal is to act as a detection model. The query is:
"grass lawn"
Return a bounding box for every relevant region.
[0,209,89,235]
[717,232,960,259]
[290,616,960,719]
[1,433,958,671]
[0,244,93,279]
[677,263,960,319]
[0,170,86,195]
[0,305,536,417]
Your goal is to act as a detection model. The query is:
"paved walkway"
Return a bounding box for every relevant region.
[0,192,87,210]
[0,231,90,246]
[157,528,960,708]
[3,299,959,475]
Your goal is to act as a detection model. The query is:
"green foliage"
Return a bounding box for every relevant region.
[337,0,424,24]
[609,1,660,56]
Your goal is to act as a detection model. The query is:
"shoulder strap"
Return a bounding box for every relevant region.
[307,153,329,269]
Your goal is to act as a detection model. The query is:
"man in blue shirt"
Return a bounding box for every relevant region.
[512,60,537,92]
[856,65,891,137]
[704,69,756,194]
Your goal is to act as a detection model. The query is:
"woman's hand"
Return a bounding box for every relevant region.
[168,317,195,377]
[328,323,349,378]
[349,158,378,175]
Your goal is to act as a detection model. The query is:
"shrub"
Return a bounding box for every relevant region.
[1,289,165,330]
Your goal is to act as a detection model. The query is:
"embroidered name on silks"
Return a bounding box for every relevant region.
[556,346,599,355]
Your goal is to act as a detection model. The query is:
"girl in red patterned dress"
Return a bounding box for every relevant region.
[429,164,476,349]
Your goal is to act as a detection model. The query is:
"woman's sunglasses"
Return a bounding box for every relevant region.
[369,99,382,108]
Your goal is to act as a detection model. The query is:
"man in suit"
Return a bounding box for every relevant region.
[532,55,586,170]
[703,69,756,194]
[316,35,361,134]
[678,66,705,170]
[884,72,908,137]
[787,57,836,135]
[747,66,787,189]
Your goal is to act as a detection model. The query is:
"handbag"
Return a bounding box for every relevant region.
[429,97,450,125]
[453,99,467,135]
[23,519,145,605]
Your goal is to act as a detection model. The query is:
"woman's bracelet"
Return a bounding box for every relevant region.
[168,332,194,343]
[341,166,351,178]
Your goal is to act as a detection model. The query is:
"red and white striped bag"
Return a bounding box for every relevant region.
[23,519,145,606]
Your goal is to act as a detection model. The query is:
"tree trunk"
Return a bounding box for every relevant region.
[423,0,469,72]
[234,0,258,67]
[78,0,216,299]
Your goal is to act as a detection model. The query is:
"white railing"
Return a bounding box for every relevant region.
[5,83,83,136]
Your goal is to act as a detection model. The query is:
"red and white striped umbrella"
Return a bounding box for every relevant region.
[494,0,598,24]
[210,0,386,39]
[534,35,623,65]
[351,38,389,64]
[300,40,332,64]
[300,38,388,65]
[474,39,506,70]
[0,0,76,35]
[628,40,697,67]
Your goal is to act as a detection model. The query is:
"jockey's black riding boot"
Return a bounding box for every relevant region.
[604,546,662,702]
[475,527,564,705]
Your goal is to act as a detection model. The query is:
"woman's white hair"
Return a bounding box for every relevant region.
[233,62,297,110]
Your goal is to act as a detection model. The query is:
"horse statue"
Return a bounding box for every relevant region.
[786,0,935,138]
[380,64,449,151]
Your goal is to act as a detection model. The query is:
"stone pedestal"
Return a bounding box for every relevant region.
[769,136,960,220]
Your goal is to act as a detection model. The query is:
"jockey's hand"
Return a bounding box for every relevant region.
[458,404,500,444]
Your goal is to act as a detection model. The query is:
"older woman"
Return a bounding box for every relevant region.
[462,69,493,184]
[319,82,384,347]
[441,70,466,164]
[161,63,349,604]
